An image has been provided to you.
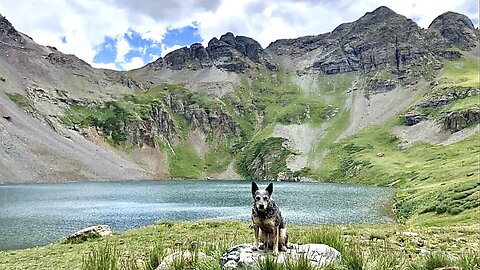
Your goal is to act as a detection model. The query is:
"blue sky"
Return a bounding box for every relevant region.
[0,0,477,71]
[91,26,202,70]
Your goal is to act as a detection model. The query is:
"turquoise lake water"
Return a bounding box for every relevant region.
[0,180,395,250]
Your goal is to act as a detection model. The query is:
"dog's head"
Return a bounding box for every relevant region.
[251,182,273,212]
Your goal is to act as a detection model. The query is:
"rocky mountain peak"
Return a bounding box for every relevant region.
[363,6,400,21]
[0,14,24,45]
[428,11,477,49]
[430,11,475,30]
[159,32,271,72]
[219,32,236,46]
[353,5,418,31]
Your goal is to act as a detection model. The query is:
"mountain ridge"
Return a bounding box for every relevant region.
[0,6,478,181]
[0,6,478,224]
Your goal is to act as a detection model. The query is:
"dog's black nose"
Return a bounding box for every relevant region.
[259,204,264,209]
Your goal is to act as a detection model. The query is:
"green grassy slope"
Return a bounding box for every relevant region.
[317,52,479,226]
[0,221,478,270]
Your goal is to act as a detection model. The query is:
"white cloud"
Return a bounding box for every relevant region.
[91,62,118,70]
[148,53,161,62]
[0,0,477,70]
[119,56,146,70]
[160,44,184,57]
[114,34,133,63]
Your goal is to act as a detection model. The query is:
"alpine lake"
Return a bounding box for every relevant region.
[0,180,395,250]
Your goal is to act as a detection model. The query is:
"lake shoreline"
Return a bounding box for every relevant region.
[0,177,323,185]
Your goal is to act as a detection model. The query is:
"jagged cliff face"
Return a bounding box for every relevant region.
[268,6,438,75]
[155,32,276,72]
[0,6,478,183]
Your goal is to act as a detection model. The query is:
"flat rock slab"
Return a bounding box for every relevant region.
[220,243,341,269]
[66,225,112,241]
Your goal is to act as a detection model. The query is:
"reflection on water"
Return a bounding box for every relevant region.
[0,180,395,250]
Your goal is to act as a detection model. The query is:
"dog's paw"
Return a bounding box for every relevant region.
[252,245,258,251]
[272,250,279,256]
[259,243,265,250]
[280,246,287,252]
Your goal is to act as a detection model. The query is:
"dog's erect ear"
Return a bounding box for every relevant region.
[251,182,259,196]
[266,183,273,195]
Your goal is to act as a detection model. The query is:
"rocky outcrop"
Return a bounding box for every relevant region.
[0,14,24,45]
[86,92,242,148]
[417,87,479,109]
[158,32,276,73]
[267,34,325,57]
[441,109,480,132]
[237,137,298,180]
[163,45,212,70]
[428,12,477,50]
[124,104,176,147]
[165,94,242,137]
[220,243,341,269]
[404,87,479,125]
[366,78,397,96]
[404,111,427,126]
[46,48,92,70]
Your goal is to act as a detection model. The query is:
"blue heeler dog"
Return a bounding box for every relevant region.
[251,181,288,256]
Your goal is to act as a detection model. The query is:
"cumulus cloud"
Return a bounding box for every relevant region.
[114,34,133,63]
[119,56,146,71]
[0,0,477,70]
[91,62,117,70]
[160,44,184,57]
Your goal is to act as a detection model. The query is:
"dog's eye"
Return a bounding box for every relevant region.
[255,196,260,201]
[263,197,268,201]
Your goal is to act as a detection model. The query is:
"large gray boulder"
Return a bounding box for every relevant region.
[65,225,112,242]
[220,243,341,269]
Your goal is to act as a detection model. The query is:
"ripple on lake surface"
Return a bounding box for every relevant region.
[0,180,395,250]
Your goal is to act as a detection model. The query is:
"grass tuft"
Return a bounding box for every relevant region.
[62,232,102,244]
[408,252,454,270]
[81,241,118,270]
[6,92,32,109]
[305,228,346,254]
[457,251,480,270]
[143,241,167,270]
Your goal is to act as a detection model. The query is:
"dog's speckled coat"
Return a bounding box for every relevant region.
[251,182,288,256]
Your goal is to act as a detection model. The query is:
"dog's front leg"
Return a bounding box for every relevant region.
[252,225,260,251]
[272,226,279,256]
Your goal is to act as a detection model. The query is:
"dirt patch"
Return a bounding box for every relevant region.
[272,123,329,170]
[187,130,209,158]
[130,146,168,179]
[393,121,479,147]
[339,83,426,140]
[210,162,241,180]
